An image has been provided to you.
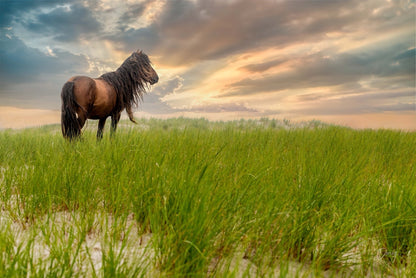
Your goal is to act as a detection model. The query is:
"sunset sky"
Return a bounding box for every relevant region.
[0,0,415,129]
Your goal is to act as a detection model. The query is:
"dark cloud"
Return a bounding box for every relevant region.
[0,0,414,120]
[103,0,160,53]
[148,0,295,64]
[0,34,88,83]
[108,0,415,67]
[22,3,101,42]
[0,32,89,100]
[395,48,416,60]
[140,95,178,114]
[141,76,184,114]
[151,75,183,97]
[161,0,360,64]
[391,48,416,83]
[107,26,160,54]
[0,0,73,27]
[0,32,89,109]
[116,0,157,32]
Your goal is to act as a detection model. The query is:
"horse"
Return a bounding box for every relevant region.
[60,50,158,140]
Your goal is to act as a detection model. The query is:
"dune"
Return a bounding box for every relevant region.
[0,106,60,129]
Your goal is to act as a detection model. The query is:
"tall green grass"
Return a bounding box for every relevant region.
[0,118,415,277]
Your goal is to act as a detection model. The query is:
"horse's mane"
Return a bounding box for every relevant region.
[99,51,152,121]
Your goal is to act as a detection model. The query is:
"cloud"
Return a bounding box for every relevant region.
[141,75,262,115]
[0,0,74,27]
[0,33,88,85]
[0,0,414,127]
[158,0,356,64]
[107,26,161,54]
[291,90,415,115]
[241,58,286,73]
[0,32,90,109]
[116,0,157,31]
[395,48,416,60]
[22,3,101,42]
[141,75,184,114]
[105,0,414,67]
[223,43,415,97]
[152,75,184,97]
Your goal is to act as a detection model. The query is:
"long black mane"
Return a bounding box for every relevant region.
[100,51,153,122]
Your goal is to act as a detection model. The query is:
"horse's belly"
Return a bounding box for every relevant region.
[89,99,114,118]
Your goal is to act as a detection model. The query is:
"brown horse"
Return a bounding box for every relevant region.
[61,50,158,140]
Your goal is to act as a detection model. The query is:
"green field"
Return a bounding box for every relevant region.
[0,118,415,277]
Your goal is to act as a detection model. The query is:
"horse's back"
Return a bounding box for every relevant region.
[67,76,117,119]
[68,75,95,89]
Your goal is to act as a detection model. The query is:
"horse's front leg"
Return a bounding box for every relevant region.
[97,118,106,140]
[110,112,121,137]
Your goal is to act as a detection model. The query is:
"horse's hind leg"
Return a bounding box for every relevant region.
[110,112,121,137]
[76,109,87,138]
[97,118,106,140]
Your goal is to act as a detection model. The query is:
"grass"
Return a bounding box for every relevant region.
[0,117,415,277]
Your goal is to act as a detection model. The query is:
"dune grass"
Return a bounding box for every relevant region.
[0,118,415,277]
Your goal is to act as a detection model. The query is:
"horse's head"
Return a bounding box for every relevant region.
[133,50,159,85]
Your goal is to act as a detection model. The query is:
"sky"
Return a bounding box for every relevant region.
[0,0,415,129]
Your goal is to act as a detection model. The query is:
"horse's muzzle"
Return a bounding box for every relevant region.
[150,75,159,85]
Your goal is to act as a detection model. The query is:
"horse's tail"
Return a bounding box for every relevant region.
[61,81,81,140]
